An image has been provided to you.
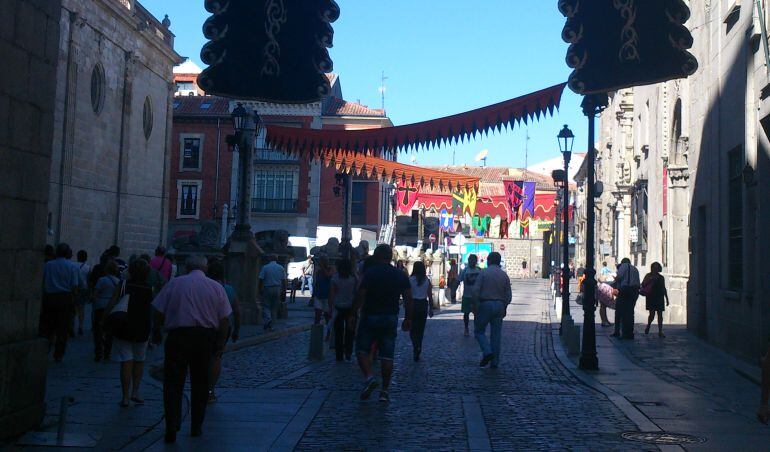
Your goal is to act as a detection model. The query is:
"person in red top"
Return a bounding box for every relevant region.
[149,246,173,282]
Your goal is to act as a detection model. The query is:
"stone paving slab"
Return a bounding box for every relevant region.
[552,286,770,451]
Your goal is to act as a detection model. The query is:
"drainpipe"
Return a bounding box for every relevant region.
[757,0,770,75]
[114,51,133,245]
[55,11,78,245]
[214,117,222,218]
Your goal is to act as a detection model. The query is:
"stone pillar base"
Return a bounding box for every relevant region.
[225,226,263,325]
[0,338,48,439]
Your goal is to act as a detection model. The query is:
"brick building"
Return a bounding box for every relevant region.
[168,72,393,248]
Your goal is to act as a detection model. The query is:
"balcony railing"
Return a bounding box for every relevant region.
[251,198,298,213]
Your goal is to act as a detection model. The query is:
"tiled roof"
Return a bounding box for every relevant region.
[425,166,562,190]
[323,97,385,117]
[172,96,231,117]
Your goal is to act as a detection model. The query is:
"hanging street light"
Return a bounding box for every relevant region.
[230,103,261,230]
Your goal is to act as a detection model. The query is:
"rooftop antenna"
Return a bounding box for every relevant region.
[378,70,388,112]
[524,128,530,179]
[410,154,417,165]
[475,149,489,167]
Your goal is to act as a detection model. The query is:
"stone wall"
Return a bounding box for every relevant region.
[493,238,544,279]
[48,0,179,261]
[0,0,60,438]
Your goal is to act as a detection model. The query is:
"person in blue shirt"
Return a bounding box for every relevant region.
[41,243,80,362]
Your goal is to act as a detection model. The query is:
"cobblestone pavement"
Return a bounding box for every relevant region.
[221,279,649,451]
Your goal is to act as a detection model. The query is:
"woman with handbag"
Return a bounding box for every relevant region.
[408,261,434,361]
[641,262,669,337]
[91,260,120,361]
[103,258,154,407]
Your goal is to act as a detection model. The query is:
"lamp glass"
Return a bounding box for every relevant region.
[231,102,249,134]
[558,124,575,155]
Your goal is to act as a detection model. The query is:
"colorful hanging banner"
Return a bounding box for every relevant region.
[522,182,537,217]
[504,181,524,221]
[395,182,419,215]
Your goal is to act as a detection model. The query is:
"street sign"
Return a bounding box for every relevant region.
[429,234,437,243]
[500,244,506,251]
[630,226,639,243]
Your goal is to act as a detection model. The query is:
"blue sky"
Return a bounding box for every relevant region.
[142,0,587,168]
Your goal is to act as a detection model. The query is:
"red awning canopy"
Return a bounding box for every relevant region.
[266,83,566,156]
[322,150,479,191]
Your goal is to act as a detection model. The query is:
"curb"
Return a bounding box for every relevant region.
[544,296,684,452]
[148,322,313,381]
[225,322,314,353]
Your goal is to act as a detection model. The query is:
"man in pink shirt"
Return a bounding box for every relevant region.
[149,246,173,282]
[152,255,231,444]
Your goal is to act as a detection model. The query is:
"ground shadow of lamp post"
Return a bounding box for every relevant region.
[224,102,264,325]
[557,124,575,340]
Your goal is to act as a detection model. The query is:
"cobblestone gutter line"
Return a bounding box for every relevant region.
[545,295,683,452]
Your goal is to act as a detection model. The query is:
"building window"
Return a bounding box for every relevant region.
[252,164,299,213]
[177,181,202,219]
[352,181,368,225]
[727,146,743,290]
[90,63,105,114]
[253,131,298,162]
[143,96,153,140]
[180,136,202,170]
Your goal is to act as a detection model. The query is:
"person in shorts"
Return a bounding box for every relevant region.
[458,254,481,337]
[354,244,413,403]
[103,258,154,407]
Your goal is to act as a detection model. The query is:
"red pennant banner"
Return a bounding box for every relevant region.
[265,83,566,156]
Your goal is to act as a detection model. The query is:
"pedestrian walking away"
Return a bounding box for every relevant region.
[91,259,121,361]
[206,259,241,403]
[409,261,434,362]
[354,244,413,403]
[641,262,669,337]
[259,254,286,332]
[447,259,459,304]
[151,255,232,444]
[329,259,357,362]
[611,258,640,340]
[40,243,80,362]
[75,250,90,336]
[312,255,334,329]
[459,254,481,337]
[300,256,314,296]
[472,252,511,369]
[149,246,173,282]
[103,258,154,407]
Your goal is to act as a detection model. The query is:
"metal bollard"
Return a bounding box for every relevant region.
[308,324,325,361]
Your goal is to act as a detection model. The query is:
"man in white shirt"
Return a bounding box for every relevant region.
[259,255,286,331]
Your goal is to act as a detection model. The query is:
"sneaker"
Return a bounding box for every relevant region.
[378,391,390,403]
[360,377,379,400]
[644,326,650,334]
[479,354,494,367]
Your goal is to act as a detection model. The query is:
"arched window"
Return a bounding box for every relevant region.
[143,96,153,140]
[90,63,105,114]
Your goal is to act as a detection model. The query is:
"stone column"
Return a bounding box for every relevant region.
[225,227,263,325]
[667,166,690,324]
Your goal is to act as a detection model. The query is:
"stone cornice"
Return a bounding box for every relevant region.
[667,165,690,188]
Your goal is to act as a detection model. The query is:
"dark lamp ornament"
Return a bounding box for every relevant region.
[558,124,575,155]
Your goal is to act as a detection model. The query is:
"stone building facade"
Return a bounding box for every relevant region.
[593,1,770,359]
[48,0,180,259]
[0,0,60,438]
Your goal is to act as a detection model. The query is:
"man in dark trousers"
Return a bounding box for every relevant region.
[41,243,80,361]
[152,255,232,443]
[611,258,640,339]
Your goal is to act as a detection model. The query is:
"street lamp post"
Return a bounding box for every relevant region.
[557,125,575,333]
[579,94,608,371]
[225,102,263,324]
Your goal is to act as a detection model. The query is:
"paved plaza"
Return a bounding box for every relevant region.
[6,281,768,451]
